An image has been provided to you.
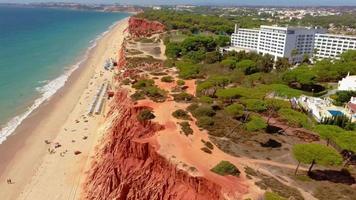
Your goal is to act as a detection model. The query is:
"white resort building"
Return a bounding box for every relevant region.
[230,24,356,62]
[314,34,356,59]
[230,25,325,62]
[338,73,356,91]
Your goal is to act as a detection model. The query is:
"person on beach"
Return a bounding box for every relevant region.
[6,178,12,184]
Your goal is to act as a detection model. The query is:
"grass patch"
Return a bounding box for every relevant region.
[265,192,287,200]
[313,183,356,200]
[255,174,303,200]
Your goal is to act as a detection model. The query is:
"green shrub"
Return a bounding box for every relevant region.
[143,86,166,98]
[197,116,215,127]
[187,103,199,112]
[216,87,266,100]
[179,121,193,136]
[130,91,145,101]
[211,161,240,176]
[240,98,267,112]
[196,81,215,93]
[199,96,214,104]
[193,106,216,117]
[220,58,237,69]
[161,76,174,83]
[224,103,244,117]
[245,115,267,132]
[176,79,185,86]
[172,109,191,120]
[278,108,312,129]
[137,109,155,122]
[236,59,257,75]
[173,92,194,102]
[132,79,154,89]
[177,61,200,79]
[265,99,291,111]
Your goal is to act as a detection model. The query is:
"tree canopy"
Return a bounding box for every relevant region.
[292,143,342,167]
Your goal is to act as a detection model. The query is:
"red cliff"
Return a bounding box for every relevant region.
[82,90,224,200]
[128,17,165,38]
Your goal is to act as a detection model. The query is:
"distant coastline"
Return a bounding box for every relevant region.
[0,3,142,14]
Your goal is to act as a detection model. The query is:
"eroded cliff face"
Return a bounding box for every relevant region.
[128,17,165,38]
[83,90,223,200]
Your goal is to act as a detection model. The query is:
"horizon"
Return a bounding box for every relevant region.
[1,0,356,7]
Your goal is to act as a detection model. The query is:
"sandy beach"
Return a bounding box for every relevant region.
[0,18,128,200]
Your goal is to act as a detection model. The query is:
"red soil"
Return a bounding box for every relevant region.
[128,17,165,38]
[82,90,224,200]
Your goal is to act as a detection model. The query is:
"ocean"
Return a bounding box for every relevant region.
[0,5,129,143]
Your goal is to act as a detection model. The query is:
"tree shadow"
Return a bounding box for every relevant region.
[309,169,355,185]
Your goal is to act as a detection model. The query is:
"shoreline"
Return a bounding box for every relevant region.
[0,18,128,199]
[0,19,123,144]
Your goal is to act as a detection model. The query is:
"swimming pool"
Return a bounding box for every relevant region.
[328,110,344,116]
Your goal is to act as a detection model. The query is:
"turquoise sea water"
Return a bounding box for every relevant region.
[0,5,129,142]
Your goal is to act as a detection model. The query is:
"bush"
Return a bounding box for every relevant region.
[197,116,215,127]
[177,61,200,79]
[143,86,166,98]
[265,99,291,111]
[161,76,174,83]
[245,115,267,132]
[130,91,145,101]
[199,96,214,104]
[137,109,155,122]
[201,147,212,154]
[176,79,185,86]
[240,98,267,112]
[201,139,214,150]
[220,58,236,69]
[278,108,312,129]
[132,79,154,89]
[193,106,216,117]
[179,121,193,136]
[224,103,244,117]
[332,91,356,106]
[211,161,240,176]
[173,92,194,102]
[172,109,191,120]
[236,59,258,75]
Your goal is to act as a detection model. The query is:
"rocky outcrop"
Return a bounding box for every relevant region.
[83,90,223,200]
[128,17,165,38]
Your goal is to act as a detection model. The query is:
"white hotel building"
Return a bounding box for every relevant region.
[230,24,356,62]
[314,34,356,59]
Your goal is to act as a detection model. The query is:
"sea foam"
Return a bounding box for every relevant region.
[0,21,120,144]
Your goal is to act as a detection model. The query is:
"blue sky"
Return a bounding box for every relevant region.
[1,0,356,6]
